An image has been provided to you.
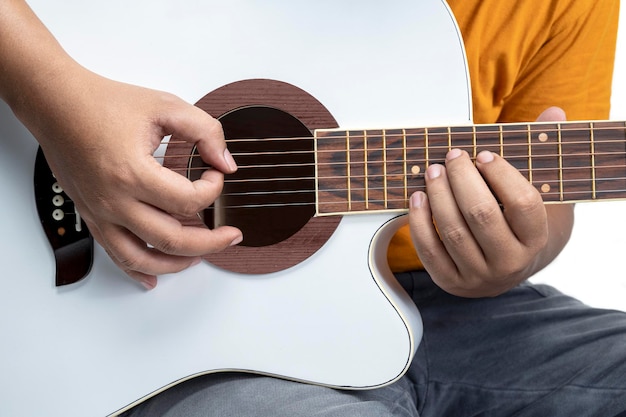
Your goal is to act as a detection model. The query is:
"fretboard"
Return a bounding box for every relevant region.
[314,120,626,215]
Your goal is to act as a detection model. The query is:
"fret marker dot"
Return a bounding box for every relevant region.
[538,132,548,142]
[541,183,551,193]
[411,165,421,175]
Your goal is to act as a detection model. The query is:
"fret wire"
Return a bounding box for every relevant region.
[402,128,408,208]
[314,129,320,214]
[472,125,477,160]
[499,125,504,157]
[527,123,533,185]
[383,129,388,209]
[557,123,564,201]
[346,130,352,211]
[447,126,452,152]
[364,130,369,210]
[425,127,430,169]
[590,122,597,200]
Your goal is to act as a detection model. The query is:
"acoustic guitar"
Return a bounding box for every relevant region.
[1,1,624,417]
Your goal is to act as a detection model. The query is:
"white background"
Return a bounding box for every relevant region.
[530,5,626,312]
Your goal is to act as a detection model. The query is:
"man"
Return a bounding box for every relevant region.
[125,1,626,415]
[1,0,624,415]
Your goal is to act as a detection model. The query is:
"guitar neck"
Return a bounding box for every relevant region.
[314,120,626,215]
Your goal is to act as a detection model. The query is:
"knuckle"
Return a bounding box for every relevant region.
[117,254,146,274]
[176,198,204,218]
[158,91,181,108]
[206,117,224,138]
[154,231,185,254]
[172,188,213,218]
[440,225,467,247]
[195,113,224,145]
[494,256,526,278]
[200,171,224,196]
[465,201,500,226]
[511,189,543,215]
[507,262,528,279]
[415,246,438,266]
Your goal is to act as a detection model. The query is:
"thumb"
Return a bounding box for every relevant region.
[535,106,567,122]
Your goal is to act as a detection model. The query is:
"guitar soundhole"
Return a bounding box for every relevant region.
[189,106,315,247]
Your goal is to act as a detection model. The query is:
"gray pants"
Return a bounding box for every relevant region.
[124,271,626,416]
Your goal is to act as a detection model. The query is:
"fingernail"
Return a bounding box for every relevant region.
[230,234,243,246]
[426,164,442,180]
[141,278,156,290]
[410,192,426,208]
[224,148,237,171]
[190,258,202,267]
[476,150,495,163]
[446,148,463,160]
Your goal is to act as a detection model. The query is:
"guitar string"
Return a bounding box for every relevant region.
[195,183,626,212]
[157,139,626,177]
[168,161,626,184]
[157,134,626,165]
[159,144,626,166]
[161,122,626,146]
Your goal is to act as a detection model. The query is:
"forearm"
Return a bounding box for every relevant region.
[0,0,85,134]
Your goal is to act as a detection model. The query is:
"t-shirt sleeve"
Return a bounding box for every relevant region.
[498,0,619,123]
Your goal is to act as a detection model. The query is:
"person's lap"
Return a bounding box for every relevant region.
[124,271,626,417]
[399,271,626,416]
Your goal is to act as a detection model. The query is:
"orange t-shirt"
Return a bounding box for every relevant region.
[387,0,620,272]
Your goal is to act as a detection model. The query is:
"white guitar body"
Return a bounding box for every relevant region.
[0,1,471,416]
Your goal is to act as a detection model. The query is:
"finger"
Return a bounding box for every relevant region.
[136,159,227,219]
[535,106,566,122]
[158,99,237,174]
[117,201,242,257]
[424,160,487,273]
[86,221,160,289]
[443,149,520,261]
[475,151,547,249]
[471,106,567,248]
[105,225,199,268]
[408,191,460,284]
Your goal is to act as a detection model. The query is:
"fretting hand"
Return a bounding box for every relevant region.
[408,107,574,297]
